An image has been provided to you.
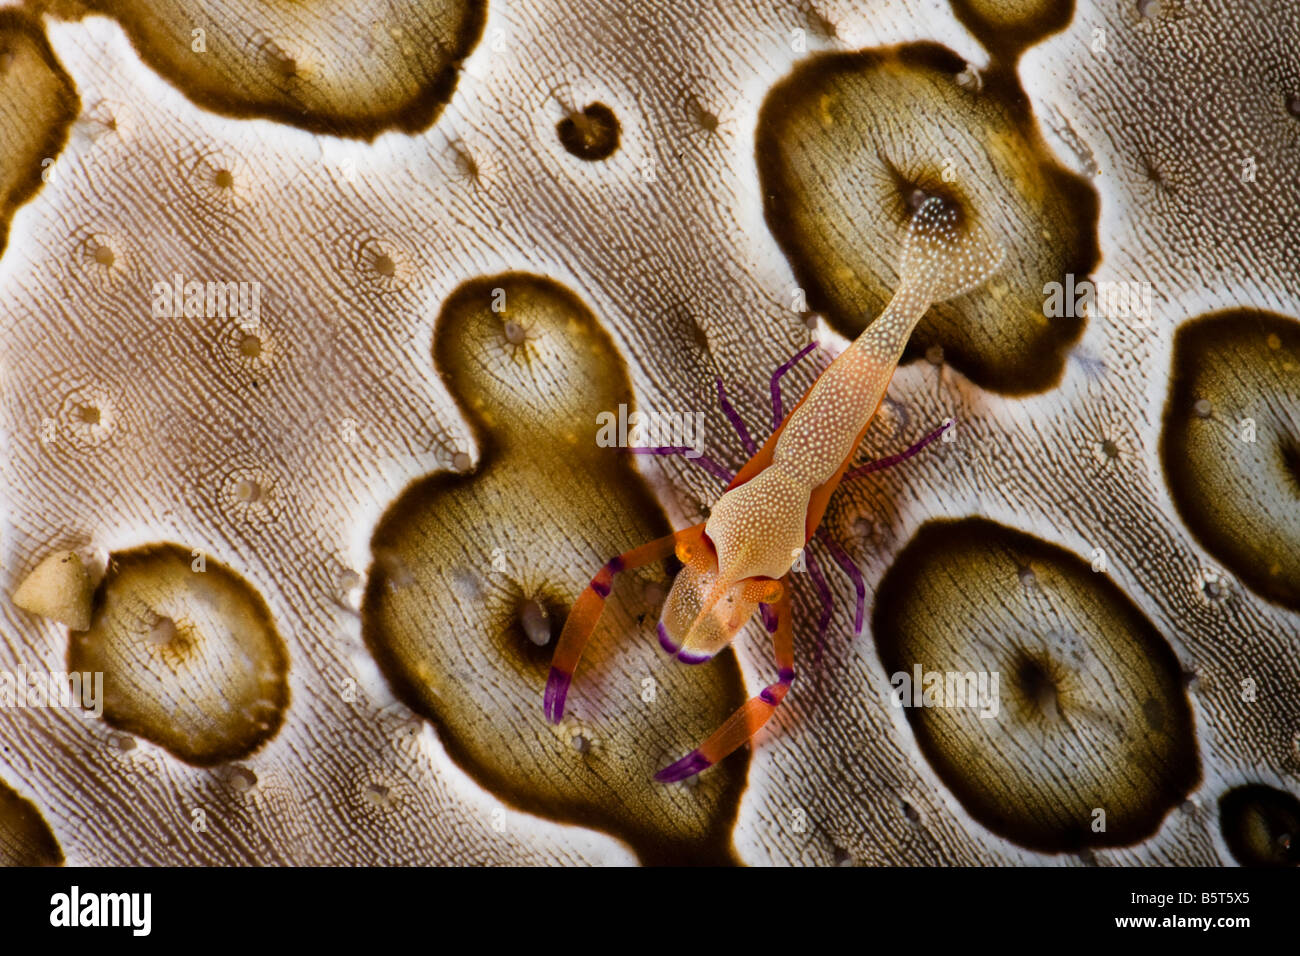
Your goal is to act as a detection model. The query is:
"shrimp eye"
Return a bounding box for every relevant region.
[674,534,715,570]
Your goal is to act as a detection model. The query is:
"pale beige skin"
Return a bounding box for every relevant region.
[663,198,1004,659]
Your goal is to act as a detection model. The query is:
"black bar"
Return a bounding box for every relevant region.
[0,864,1292,942]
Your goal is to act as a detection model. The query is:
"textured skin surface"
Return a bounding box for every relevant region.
[0,0,1297,865]
[68,543,290,765]
[0,777,61,865]
[756,42,1096,394]
[1161,310,1300,611]
[0,9,78,258]
[78,0,487,137]
[361,272,747,864]
[874,517,1199,852]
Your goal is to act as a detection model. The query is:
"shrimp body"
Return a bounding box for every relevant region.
[544,196,1003,781]
[706,290,939,586]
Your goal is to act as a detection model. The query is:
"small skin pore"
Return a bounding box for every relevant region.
[546,197,1003,779]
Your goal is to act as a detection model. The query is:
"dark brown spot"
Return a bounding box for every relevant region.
[1282,440,1300,495]
[756,43,1096,394]
[0,778,62,866]
[360,272,745,864]
[688,94,719,133]
[69,543,289,766]
[949,0,1076,64]
[1162,310,1300,610]
[1219,785,1300,867]
[557,102,621,161]
[874,517,1199,852]
[0,11,80,261]
[1015,654,1060,719]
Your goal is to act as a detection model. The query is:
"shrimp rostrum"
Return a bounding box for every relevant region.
[543,196,1004,782]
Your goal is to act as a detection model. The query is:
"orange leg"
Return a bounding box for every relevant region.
[654,582,794,782]
[545,523,706,723]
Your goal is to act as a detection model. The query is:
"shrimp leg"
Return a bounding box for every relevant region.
[624,446,734,482]
[626,346,820,483]
[715,378,757,455]
[654,585,795,782]
[803,546,834,663]
[843,419,952,481]
[545,523,706,722]
[770,343,818,429]
[816,530,867,635]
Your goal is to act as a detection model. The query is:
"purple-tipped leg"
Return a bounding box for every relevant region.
[844,419,952,480]
[715,379,757,456]
[770,342,818,429]
[818,531,866,635]
[803,547,835,664]
[654,749,712,783]
[626,447,733,483]
[544,667,571,723]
